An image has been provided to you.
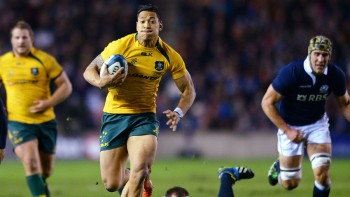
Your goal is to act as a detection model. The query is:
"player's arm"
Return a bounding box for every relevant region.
[29,71,72,113]
[83,54,124,88]
[163,71,196,131]
[261,84,303,142]
[336,90,350,122]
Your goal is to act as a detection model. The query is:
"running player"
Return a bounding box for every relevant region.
[83,4,196,197]
[261,35,350,197]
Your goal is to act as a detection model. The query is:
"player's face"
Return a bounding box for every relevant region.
[11,28,33,57]
[310,50,331,75]
[136,11,162,43]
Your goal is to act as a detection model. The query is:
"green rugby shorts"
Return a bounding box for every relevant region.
[8,120,57,154]
[100,112,159,151]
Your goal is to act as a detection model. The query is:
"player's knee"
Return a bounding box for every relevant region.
[280,167,302,181]
[310,153,331,169]
[281,179,300,190]
[23,158,40,173]
[280,167,301,190]
[103,178,123,192]
[129,166,150,186]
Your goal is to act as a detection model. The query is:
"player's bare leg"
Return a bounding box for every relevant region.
[39,151,55,197]
[307,143,332,197]
[15,140,47,196]
[100,145,129,192]
[121,135,157,197]
[278,154,303,190]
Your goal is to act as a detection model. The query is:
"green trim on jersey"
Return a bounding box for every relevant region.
[156,41,170,63]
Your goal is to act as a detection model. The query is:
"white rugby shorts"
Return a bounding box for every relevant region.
[277,114,331,156]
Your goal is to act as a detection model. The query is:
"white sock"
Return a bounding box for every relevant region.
[315,180,331,190]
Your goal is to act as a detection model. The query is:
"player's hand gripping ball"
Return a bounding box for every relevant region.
[100,54,128,78]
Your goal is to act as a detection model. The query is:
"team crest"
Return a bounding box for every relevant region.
[31,68,39,75]
[154,61,164,71]
[319,85,328,93]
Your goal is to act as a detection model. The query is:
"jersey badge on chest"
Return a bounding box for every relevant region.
[319,85,328,93]
[31,68,39,75]
[154,61,164,71]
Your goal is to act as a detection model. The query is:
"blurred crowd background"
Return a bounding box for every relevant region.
[1,0,350,137]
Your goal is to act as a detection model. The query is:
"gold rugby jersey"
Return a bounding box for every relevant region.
[101,33,187,114]
[0,48,63,123]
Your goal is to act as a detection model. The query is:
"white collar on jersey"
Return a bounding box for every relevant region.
[304,55,328,85]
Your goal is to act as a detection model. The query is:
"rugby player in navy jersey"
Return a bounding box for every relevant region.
[261,35,350,197]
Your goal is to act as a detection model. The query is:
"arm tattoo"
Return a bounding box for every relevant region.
[89,54,104,70]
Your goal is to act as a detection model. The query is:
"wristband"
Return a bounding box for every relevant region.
[174,107,184,118]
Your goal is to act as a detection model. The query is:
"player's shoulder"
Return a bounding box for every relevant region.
[116,33,136,45]
[157,37,177,53]
[279,58,304,73]
[286,58,304,68]
[328,62,345,77]
[0,51,14,60]
[157,37,184,62]
[105,33,135,51]
[31,48,56,60]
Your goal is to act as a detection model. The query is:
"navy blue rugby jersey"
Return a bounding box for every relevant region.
[272,56,346,126]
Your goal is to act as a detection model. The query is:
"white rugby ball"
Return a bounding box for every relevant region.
[100,54,128,77]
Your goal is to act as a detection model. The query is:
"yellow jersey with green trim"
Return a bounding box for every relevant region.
[0,48,63,123]
[101,33,187,114]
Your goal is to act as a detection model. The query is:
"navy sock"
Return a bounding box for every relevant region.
[313,184,330,197]
[218,173,234,197]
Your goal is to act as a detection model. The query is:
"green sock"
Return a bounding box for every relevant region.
[42,175,50,197]
[26,174,46,197]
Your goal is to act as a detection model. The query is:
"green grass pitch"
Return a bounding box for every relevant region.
[0,158,349,196]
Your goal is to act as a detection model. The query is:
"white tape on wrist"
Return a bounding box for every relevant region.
[173,107,184,119]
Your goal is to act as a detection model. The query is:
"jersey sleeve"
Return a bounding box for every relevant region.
[101,39,126,61]
[272,64,296,96]
[331,65,347,96]
[46,55,63,80]
[169,51,186,80]
[0,98,7,149]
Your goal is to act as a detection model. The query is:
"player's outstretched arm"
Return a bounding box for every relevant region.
[261,85,304,143]
[163,71,196,131]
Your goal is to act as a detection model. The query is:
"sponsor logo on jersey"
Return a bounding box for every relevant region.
[154,61,164,71]
[296,94,328,102]
[141,52,152,56]
[128,73,160,81]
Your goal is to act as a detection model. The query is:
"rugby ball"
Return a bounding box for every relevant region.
[100,54,128,77]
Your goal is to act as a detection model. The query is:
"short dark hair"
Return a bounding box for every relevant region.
[11,20,34,38]
[165,186,189,197]
[137,4,161,21]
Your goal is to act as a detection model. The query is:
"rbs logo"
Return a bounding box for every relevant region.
[296,94,328,102]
